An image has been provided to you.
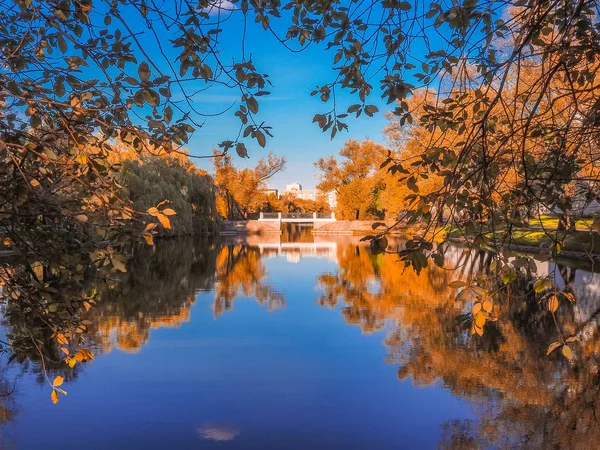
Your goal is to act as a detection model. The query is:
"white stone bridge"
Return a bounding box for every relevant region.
[258,212,336,223]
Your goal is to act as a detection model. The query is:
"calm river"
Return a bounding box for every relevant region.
[1,226,599,449]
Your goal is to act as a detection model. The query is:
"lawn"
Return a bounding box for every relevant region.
[529,214,595,230]
[443,217,600,256]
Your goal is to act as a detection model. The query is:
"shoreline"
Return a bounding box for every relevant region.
[218,219,600,261]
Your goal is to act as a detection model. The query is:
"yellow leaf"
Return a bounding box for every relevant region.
[548,294,559,313]
[57,334,68,345]
[474,325,483,336]
[157,213,171,229]
[474,312,486,328]
[30,179,40,187]
[147,207,159,217]
[144,222,158,231]
[81,348,95,360]
[68,358,76,368]
[482,299,493,313]
[76,154,88,165]
[53,376,64,387]
[562,344,573,360]
[111,257,127,272]
[162,208,176,216]
[61,347,69,355]
[83,301,92,311]
[76,214,88,223]
[534,280,545,293]
[546,341,561,355]
[51,390,59,404]
[471,303,482,315]
[143,235,154,246]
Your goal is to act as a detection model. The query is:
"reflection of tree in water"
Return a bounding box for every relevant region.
[92,241,285,348]
[0,238,284,416]
[0,367,17,438]
[318,243,600,449]
[317,244,454,333]
[7,239,283,361]
[89,237,218,353]
[213,244,284,317]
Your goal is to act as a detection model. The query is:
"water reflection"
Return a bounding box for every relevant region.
[90,237,218,353]
[213,243,284,316]
[318,240,600,449]
[1,229,599,448]
[197,423,240,442]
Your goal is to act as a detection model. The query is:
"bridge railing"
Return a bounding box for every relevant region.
[261,212,280,219]
[258,212,335,220]
[283,212,314,219]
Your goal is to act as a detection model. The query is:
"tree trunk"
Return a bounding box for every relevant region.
[557,212,576,232]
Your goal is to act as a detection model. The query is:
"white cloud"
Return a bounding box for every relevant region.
[203,0,237,15]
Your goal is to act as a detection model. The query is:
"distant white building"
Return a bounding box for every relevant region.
[285,182,302,191]
[280,182,337,209]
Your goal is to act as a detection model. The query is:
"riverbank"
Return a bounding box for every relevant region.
[446,227,600,261]
[312,220,402,235]
[219,220,406,236]
[218,219,600,262]
[220,220,282,235]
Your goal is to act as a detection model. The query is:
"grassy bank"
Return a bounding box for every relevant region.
[445,215,600,259]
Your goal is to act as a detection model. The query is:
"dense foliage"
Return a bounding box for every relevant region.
[213,151,286,220]
[120,155,219,236]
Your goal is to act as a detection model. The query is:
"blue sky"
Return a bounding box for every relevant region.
[172,9,393,190]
